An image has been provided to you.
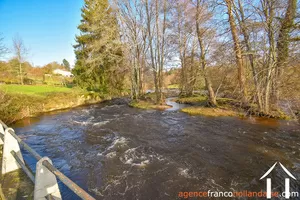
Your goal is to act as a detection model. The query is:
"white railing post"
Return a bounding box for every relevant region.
[2,128,24,174]
[34,157,62,200]
[0,123,4,145]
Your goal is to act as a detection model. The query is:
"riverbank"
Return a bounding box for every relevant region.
[176,96,242,117]
[0,85,108,124]
[176,96,292,119]
[129,100,171,110]
[129,93,294,119]
[129,93,171,110]
[129,93,243,116]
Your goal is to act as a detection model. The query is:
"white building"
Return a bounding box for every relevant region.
[53,69,73,77]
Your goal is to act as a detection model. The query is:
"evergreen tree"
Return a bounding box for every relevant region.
[73,0,124,93]
[62,59,70,71]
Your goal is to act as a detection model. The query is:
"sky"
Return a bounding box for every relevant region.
[0,0,84,67]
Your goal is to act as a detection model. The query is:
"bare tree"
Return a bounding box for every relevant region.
[195,0,217,106]
[233,0,262,109]
[172,0,198,96]
[13,36,28,85]
[0,34,8,58]
[115,0,147,99]
[115,0,298,116]
[225,0,248,104]
[145,0,168,104]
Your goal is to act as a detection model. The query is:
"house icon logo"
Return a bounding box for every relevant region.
[260,162,296,199]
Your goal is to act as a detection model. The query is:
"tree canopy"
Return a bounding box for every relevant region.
[72,0,125,94]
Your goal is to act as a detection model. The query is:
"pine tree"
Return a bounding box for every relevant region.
[73,0,124,93]
[62,59,70,71]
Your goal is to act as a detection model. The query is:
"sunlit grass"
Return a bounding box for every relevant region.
[130,100,171,110]
[0,84,77,96]
[181,106,239,117]
[176,96,207,104]
[167,84,179,89]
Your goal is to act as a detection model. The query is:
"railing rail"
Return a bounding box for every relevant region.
[0,120,95,200]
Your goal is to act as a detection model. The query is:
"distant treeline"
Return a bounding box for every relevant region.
[0,59,72,86]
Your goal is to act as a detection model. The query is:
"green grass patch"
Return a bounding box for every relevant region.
[0,85,104,124]
[181,106,239,117]
[167,84,179,89]
[142,92,157,101]
[216,98,238,105]
[0,84,75,96]
[130,100,171,110]
[176,96,207,104]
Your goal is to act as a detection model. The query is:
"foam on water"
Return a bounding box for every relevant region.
[92,121,110,126]
[178,168,191,178]
[107,137,127,150]
[119,146,165,167]
[71,118,110,127]
[106,151,117,158]
[98,136,128,156]
[101,104,125,111]
[178,168,198,179]
[72,120,90,126]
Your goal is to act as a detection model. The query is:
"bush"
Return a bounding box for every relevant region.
[0,91,43,124]
[23,77,35,85]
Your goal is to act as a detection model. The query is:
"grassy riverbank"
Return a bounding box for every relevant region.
[176,96,241,117]
[130,100,171,110]
[0,85,73,96]
[0,85,106,124]
[129,93,171,110]
[176,95,291,119]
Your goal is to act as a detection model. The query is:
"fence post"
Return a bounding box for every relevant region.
[2,128,24,174]
[34,157,62,200]
[0,124,4,145]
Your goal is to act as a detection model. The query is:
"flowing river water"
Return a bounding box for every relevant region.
[11,99,300,199]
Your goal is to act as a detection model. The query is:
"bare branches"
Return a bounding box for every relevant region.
[12,35,28,85]
[12,35,28,63]
[0,34,8,58]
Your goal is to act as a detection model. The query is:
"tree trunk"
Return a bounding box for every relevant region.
[19,62,23,85]
[155,0,162,104]
[262,0,276,114]
[275,0,297,103]
[225,0,247,104]
[159,0,167,103]
[236,0,262,110]
[145,0,160,104]
[196,0,217,106]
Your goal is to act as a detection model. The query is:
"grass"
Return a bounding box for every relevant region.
[176,96,207,104]
[142,92,157,101]
[176,96,242,117]
[0,84,103,124]
[0,84,74,97]
[130,100,171,110]
[167,84,179,89]
[181,106,239,117]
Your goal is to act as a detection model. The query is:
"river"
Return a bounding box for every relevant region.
[12,99,300,199]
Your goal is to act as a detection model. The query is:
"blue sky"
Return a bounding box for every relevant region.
[0,0,84,67]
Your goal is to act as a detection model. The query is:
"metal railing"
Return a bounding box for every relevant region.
[0,120,95,200]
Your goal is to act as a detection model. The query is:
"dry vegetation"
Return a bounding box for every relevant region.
[0,85,104,124]
[181,107,239,117]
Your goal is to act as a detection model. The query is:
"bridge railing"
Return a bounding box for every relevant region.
[0,120,95,200]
